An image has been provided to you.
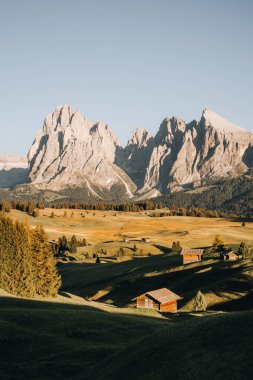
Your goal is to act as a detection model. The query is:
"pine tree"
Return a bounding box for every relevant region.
[0,214,61,298]
[69,235,77,253]
[30,226,61,297]
[0,215,37,297]
[193,291,207,311]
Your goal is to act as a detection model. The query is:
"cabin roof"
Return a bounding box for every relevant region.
[225,251,238,256]
[144,288,181,303]
[180,249,204,256]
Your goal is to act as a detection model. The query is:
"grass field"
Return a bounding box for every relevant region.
[1,208,253,378]
[60,253,253,311]
[0,295,252,379]
[9,209,253,260]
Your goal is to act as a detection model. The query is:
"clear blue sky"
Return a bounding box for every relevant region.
[0,0,252,154]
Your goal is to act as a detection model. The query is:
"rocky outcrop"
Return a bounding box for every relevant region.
[25,105,253,199]
[0,156,28,188]
[121,109,253,197]
[27,105,136,198]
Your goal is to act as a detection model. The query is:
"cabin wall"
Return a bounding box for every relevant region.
[183,254,201,264]
[137,295,159,310]
[160,300,178,313]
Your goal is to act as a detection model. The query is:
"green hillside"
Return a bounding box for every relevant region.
[0,296,252,379]
[60,253,253,311]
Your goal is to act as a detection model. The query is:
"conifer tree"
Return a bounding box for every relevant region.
[0,213,61,298]
[193,290,207,312]
[69,235,77,253]
[31,226,61,297]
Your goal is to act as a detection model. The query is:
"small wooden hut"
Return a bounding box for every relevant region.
[136,288,182,313]
[222,251,240,261]
[180,249,203,264]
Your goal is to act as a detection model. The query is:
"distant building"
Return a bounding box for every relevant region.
[136,288,182,313]
[123,237,130,242]
[142,237,151,243]
[180,249,203,264]
[222,251,241,261]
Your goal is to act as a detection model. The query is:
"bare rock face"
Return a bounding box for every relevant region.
[116,128,154,189]
[0,156,28,188]
[121,109,253,196]
[26,105,253,199]
[27,105,136,198]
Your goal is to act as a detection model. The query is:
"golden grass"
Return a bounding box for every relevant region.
[9,208,253,252]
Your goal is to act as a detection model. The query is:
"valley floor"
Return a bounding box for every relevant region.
[1,209,253,379]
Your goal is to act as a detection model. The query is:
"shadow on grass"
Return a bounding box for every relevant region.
[60,253,252,311]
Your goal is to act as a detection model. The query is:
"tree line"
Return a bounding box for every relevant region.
[0,199,243,219]
[0,212,61,297]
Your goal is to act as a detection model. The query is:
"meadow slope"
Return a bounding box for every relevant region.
[0,296,252,380]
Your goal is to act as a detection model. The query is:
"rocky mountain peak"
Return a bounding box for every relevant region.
[201,108,247,135]
[27,106,136,197]
[128,128,153,147]
[3,105,252,200]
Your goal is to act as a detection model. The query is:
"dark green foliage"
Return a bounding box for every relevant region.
[57,235,69,256]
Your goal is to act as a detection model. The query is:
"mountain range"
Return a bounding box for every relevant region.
[1,105,253,200]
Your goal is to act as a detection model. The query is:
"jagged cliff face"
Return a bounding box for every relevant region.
[20,105,253,199]
[27,105,136,198]
[122,109,253,197]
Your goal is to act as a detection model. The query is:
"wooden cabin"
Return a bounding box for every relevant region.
[222,251,240,261]
[136,288,182,313]
[180,249,203,264]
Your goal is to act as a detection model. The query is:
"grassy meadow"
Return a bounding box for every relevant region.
[0,295,252,379]
[9,208,253,259]
[0,208,252,379]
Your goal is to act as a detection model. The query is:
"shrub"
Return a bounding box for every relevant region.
[238,241,249,258]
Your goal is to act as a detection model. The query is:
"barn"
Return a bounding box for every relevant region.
[180,248,203,264]
[136,288,182,313]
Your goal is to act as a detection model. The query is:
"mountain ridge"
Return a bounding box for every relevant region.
[1,105,253,200]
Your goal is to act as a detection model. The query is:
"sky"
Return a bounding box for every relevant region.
[0,0,253,154]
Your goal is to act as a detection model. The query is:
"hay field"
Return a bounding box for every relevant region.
[9,208,253,252]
